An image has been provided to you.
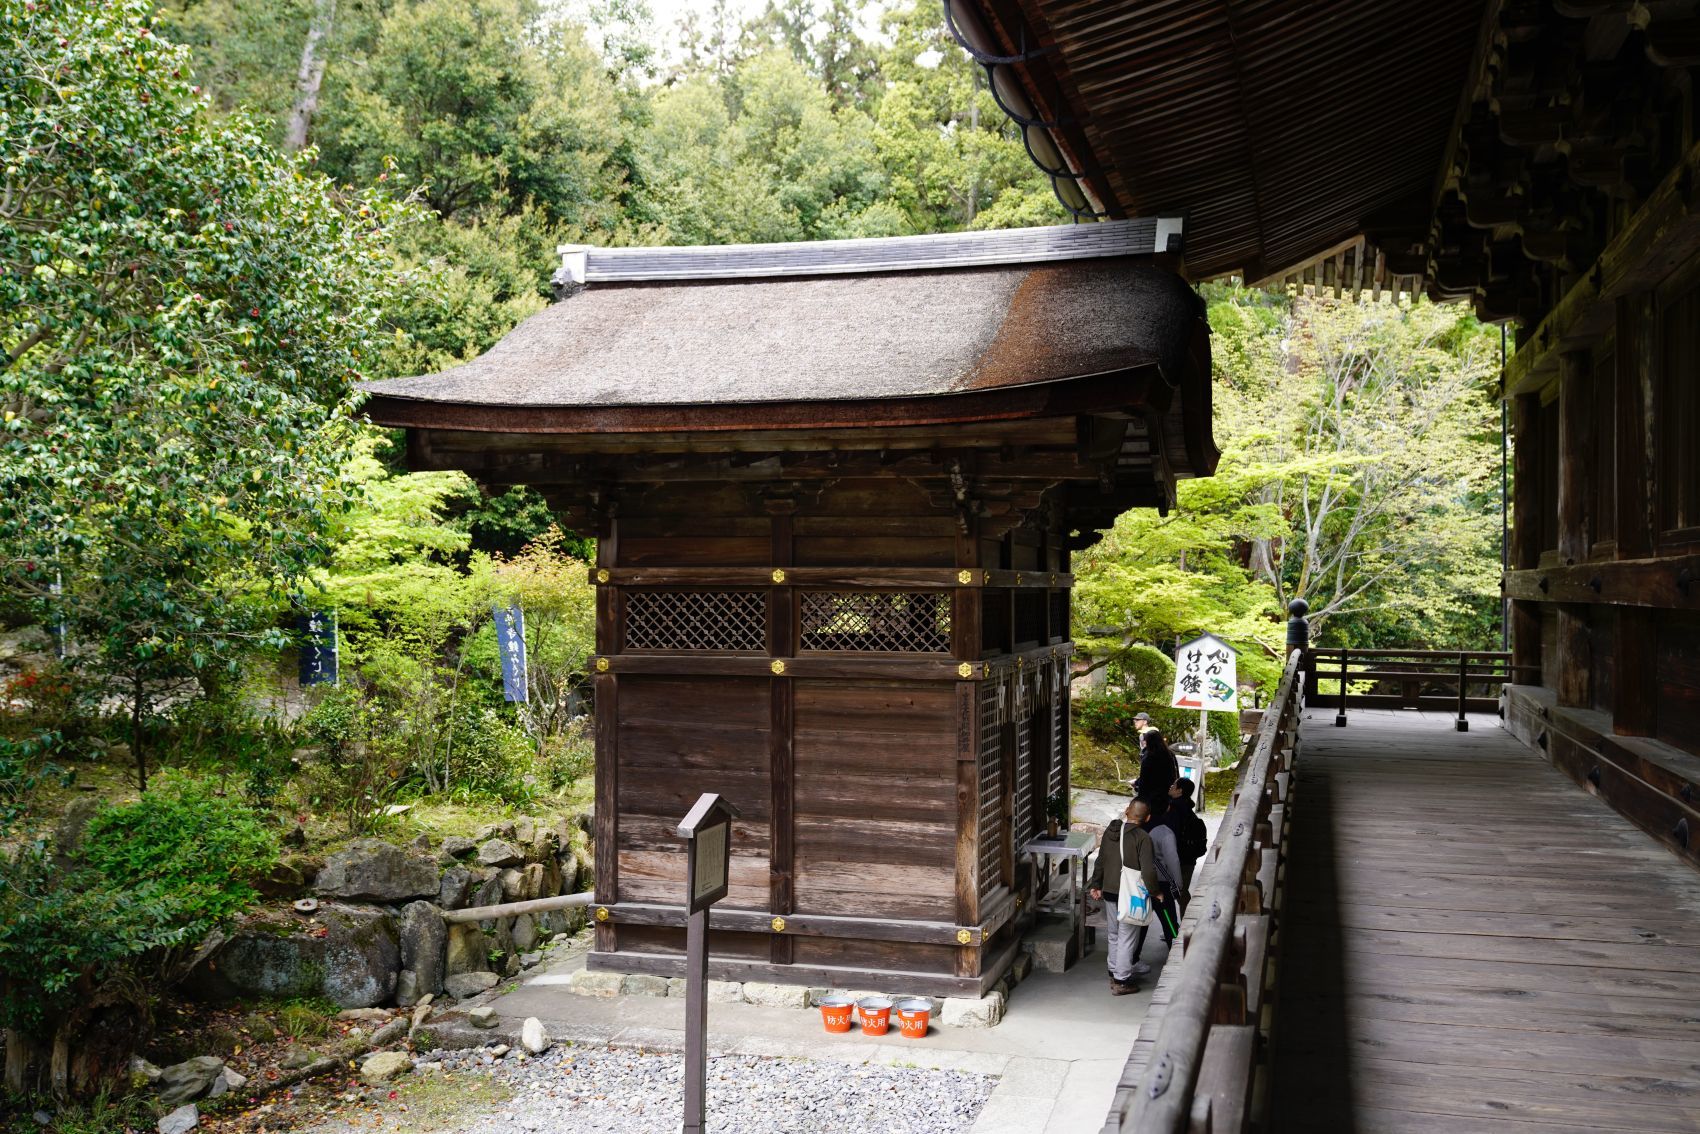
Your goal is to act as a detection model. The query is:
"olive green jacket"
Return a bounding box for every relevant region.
[1087,818,1160,898]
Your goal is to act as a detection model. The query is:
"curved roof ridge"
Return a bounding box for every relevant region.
[557,216,1185,285]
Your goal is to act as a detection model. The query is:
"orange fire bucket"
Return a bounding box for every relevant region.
[857,996,893,1036]
[818,996,854,1034]
[895,998,932,1038]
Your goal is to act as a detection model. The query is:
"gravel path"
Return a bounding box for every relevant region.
[346,1044,994,1134]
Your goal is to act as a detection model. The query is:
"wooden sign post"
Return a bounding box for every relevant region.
[677,792,738,1134]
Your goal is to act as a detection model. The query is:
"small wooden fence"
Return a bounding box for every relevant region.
[1302,647,1522,732]
[1102,648,1304,1134]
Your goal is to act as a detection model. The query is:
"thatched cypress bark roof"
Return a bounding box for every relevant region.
[363,259,1200,413]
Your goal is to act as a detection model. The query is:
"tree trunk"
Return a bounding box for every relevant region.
[284,0,338,152]
[131,670,147,792]
[4,1027,35,1095]
[48,1027,69,1100]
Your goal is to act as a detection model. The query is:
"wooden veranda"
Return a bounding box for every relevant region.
[1105,666,1700,1133]
[1270,708,1700,1133]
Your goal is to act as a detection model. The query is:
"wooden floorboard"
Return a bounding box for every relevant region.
[1270,709,1700,1134]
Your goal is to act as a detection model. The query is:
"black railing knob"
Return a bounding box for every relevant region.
[1588,576,1602,593]
[1676,818,1691,846]
[1679,784,1694,804]
[1587,765,1602,787]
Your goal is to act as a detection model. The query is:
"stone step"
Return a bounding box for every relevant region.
[1021,913,1083,974]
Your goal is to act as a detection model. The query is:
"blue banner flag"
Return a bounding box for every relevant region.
[298,610,338,686]
[494,604,528,702]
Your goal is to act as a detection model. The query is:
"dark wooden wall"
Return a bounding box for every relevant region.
[586,469,1076,995]
[1503,213,1700,869]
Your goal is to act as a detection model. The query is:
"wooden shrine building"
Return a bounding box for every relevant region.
[363,220,1216,995]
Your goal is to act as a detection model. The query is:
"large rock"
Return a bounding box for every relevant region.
[53,796,103,854]
[359,1052,413,1085]
[939,991,1004,1029]
[476,840,524,868]
[440,836,477,860]
[399,901,447,997]
[315,841,440,903]
[437,866,472,910]
[512,817,537,849]
[445,971,499,999]
[509,912,537,953]
[445,923,489,976]
[158,1105,199,1134]
[520,1018,550,1055]
[742,982,810,1009]
[186,905,400,1008]
[156,1056,224,1108]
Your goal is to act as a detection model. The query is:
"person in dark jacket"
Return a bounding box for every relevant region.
[1087,798,1159,995]
[1133,728,1178,815]
[1165,777,1209,895]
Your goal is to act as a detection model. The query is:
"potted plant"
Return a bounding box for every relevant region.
[1045,790,1068,838]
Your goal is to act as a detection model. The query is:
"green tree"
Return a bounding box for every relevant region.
[1,0,410,788]
[315,0,625,225]
[1236,293,1502,644]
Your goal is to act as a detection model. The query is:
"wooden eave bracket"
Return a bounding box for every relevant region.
[1505,140,1700,395]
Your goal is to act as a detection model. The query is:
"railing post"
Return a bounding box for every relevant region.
[1455,652,1470,732]
[1334,647,1348,727]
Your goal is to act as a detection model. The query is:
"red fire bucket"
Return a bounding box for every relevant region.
[818,996,854,1034]
[857,996,893,1036]
[895,998,932,1039]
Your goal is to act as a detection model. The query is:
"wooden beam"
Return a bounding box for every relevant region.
[589,566,1074,589]
[587,950,989,999]
[592,903,997,947]
[1502,554,1700,608]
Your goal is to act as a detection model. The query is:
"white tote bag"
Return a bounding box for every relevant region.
[1116,825,1153,926]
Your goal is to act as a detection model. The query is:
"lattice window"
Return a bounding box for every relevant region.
[622,590,766,652]
[798,591,951,653]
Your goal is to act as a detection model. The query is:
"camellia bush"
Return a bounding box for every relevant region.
[0,773,278,1097]
[0,0,413,788]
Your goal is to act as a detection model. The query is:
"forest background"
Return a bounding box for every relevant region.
[0,0,1502,1104]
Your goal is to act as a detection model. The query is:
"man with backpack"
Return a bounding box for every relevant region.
[1087,797,1160,995]
[1165,777,1210,896]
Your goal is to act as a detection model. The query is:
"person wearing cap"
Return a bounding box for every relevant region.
[1133,711,1152,748]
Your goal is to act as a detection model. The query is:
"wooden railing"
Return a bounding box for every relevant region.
[1302,647,1526,732]
[1102,648,1305,1134]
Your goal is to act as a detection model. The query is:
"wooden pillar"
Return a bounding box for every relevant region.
[953,519,983,980]
[592,671,618,952]
[1557,350,1592,566]
[767,503,795,965]
[1556,351,1592,708]
[1511,393,1542,686]
[592,522,619,953]
[1614,296,1654,558]
[1614,296,1657,735]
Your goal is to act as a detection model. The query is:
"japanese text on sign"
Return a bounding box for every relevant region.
[493,604,528,703]
[1170,633,1238,712]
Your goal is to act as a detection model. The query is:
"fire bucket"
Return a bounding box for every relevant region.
[895,998,932,1038]
[856,996,893,1036]
[818,996,854,1034]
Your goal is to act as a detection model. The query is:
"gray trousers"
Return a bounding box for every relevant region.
[1103,901,1138,982]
